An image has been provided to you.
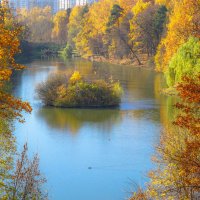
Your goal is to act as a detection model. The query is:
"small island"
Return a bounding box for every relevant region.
[36,71,123,108]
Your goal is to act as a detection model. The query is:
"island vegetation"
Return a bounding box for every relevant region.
[37,71,122,108]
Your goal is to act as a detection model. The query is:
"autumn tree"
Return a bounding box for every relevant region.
[155,0,200,71]
[17,6,53,43]
[155,0,175,9]
[67,5,88,49]
[75,0,117,57]
[67,0,168,63]
[118,0,136,14]
[0,1,31,122]
[6,144,47,200]
[0,3,47,199]
[52,9,70,45]
[106,4,129,59]
[129,0,167,57]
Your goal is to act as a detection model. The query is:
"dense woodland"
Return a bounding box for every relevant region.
[15,0,200,88]
[0,0,200,199]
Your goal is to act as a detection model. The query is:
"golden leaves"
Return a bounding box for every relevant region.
[155,0,200,71]
[69,71,82,84]
[0,4,31,122]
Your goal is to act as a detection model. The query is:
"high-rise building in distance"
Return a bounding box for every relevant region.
[6,0,97,12]
[7,0,59,13]
[59,0,97,9]
[59,0,75,10]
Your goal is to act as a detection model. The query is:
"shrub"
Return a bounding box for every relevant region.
[69,71,82,84]
[60,44,73,59]
[37,71,123,108]
[36,73,68,105]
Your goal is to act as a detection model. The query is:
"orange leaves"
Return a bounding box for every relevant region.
[176,75,200,104]
[146,74,200,199]
[174,75,200,135]
[0,3,31,122]
[0,69,12,81]
[0,92,32,122]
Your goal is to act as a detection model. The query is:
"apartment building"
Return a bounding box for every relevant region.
[7,0,97,12]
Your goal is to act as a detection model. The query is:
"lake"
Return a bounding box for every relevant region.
[13,59,174,200]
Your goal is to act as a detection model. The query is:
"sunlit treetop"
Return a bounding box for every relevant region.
[132,0,150,17]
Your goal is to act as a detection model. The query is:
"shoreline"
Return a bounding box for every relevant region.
[87,54,155,68]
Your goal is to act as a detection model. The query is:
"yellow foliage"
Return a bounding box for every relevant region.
[118,0,136,14]
[69,71,82,84]
[155,0,173,8]
[52,10,68,44]
[87,0,117,36]
[132,0,150,17]
[155,0,200,71]
[129,0,151,49]
[147,126,200,199]
[0,3,32,121]
[68,6,89,52]
[17,6,53,43]
[73,0,118,56]
[68,6,83,35]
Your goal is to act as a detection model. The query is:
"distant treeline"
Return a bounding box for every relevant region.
[15,0,200,87]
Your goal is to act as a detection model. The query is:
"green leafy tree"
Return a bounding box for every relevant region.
[165,37,200,87]
[61,44,73,59]
[153,5,167,42]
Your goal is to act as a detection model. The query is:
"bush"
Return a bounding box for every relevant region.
[36,73,68,106]
[36,71,123,107]
[60,44,73,59]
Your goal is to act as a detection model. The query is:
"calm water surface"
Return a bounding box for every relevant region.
[13,59,173,200]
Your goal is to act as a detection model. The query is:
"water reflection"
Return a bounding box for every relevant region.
[37,108,121,134]
[153,73,177,126]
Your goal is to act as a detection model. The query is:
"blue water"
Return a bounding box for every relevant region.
[14,59,169,200]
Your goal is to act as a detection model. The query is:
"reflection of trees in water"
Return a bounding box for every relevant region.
[154,74,177,127]
[121,108,161,125]
[133,109,160,123]
[37,108,121,134]
[59,59,94,77]
[38,106,165,135]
